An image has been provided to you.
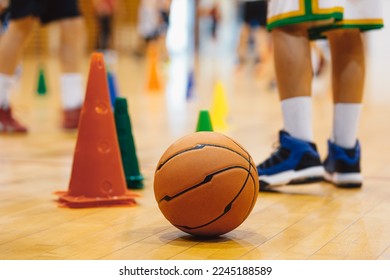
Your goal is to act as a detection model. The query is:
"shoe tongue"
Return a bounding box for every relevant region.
[329,140,358,157]
[279,130,316,150]
[279,130,292,146]
[2,107,12,119]
[0,105,10,111]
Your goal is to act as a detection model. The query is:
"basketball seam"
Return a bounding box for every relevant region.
[226,136,257,173]
[171,167,257,231]
[156,143,256,172]
[158,165,250,203]
[242,161,258,222]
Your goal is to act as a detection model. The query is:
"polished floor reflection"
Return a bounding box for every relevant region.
[1,1,390,259]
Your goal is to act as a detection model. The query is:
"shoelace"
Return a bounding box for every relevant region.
[258,142,290,169]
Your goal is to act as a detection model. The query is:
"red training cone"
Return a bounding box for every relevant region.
[55,53,137,208]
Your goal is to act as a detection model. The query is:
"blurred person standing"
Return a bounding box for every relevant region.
[92,0,116,52]
[235,0,271,71]
[134,0,171,59]
[0,0,86,133]
[257,0,384,190]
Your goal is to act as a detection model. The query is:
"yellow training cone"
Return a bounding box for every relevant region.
[210,80,229,131]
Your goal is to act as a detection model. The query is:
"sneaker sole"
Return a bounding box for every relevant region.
[324,171,362,188]
[259,166,325,191]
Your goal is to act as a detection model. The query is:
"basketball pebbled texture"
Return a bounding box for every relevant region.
[154,132,259,237]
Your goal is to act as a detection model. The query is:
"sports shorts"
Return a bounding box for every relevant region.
[267,0,384,39]
[242,0,268,27]
[9,0,80,24]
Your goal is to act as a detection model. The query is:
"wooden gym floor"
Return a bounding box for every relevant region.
[1,40,390,260]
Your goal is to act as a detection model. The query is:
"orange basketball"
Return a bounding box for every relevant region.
[154,131,259,237]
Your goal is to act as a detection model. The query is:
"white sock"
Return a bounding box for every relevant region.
[332,103,362,149]
[60,73,84,110]
[0,73,15,109]
[281,96,313,142]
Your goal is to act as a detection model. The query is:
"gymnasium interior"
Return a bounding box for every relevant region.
[1,0,390,261]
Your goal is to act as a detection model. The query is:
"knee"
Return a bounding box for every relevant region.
[60,17,85,38]
[326,28,361,43]
[60,17,86,47]
[8,17,37,39]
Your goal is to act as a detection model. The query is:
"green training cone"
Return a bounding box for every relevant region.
[114,97,144,189]
[36,66,47,95]
[196,110,213,132]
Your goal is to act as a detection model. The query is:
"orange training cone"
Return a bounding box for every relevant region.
[146,41,162,92]
[55,53,137,208]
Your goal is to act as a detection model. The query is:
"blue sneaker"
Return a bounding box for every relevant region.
[323,140,362,188]
[257,131,324,191]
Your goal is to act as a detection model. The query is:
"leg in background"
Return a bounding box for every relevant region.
[323,28,365,187]
[257,24,324,190]
[0,17,37,133]
[58,16,86,129]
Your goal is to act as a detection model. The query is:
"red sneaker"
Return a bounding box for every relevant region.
[0,107,28,133]
[62,107,82,130]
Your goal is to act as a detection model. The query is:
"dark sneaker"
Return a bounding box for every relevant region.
[0,107,28,133]
[323,140,362,188]
[257,131,324,191]
[62,107,81,130]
